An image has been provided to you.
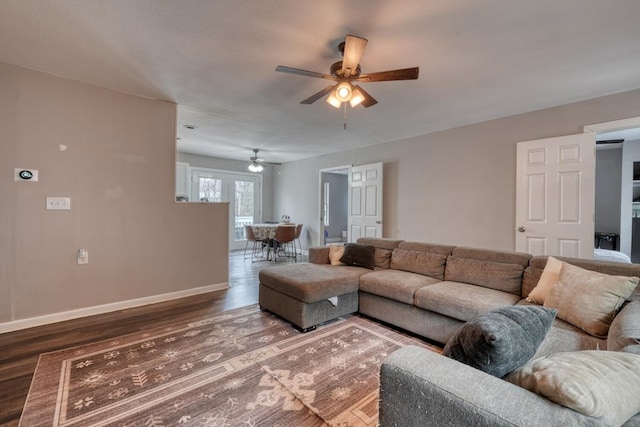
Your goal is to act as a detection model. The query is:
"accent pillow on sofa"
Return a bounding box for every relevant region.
[339,243,375,270]
[442,306,557,378]
[328,245,345,266]
[505,351,640,426]
[526,256,562,304]
[543,262,639,338]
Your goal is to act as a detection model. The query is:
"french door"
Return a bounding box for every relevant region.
[191,168,262,250]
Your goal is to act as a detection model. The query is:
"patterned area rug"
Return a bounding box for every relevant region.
[20,305,440,426]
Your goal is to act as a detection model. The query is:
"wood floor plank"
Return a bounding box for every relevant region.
[0,251,305,426]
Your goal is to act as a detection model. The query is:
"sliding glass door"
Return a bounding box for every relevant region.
[191,168,262,250]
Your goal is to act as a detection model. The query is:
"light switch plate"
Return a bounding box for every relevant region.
[46,197,71,210]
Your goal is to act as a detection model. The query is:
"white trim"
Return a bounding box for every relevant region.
[0,282,229,333]
[584,117,640,134]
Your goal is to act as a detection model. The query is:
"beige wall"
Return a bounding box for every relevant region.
[275,89,640,251]
[0,63,229,324]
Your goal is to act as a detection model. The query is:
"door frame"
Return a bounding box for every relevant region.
[318,165,352,246]
[584,116,640,256]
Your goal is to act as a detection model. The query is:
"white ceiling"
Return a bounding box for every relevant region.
[2,1,640,164]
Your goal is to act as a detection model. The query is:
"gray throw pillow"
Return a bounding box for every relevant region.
[339,243,375,270]
[443,306,557,378]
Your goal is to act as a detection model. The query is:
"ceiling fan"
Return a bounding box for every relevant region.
[248,149,281,172]
[276,35,419,109]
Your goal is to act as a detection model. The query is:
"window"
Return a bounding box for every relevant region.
[198,177,222,202]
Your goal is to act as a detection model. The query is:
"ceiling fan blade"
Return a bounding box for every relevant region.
[342,35,368,77]
[354,85,378,108]
[275,65,336,80]
[354,67,419,82]
[300,84,337,104]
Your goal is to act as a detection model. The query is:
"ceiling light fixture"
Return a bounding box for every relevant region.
[248,161,263,173]
[327,80,354,108]
[326,91,341,108]
[335,81,352,102]
[349,86,365,108]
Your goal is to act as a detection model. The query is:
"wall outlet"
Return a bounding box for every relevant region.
[46,197,71,210]
[77,249,89,265]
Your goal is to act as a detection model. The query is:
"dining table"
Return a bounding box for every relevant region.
[251,223,297,261]
[251,223,296,240]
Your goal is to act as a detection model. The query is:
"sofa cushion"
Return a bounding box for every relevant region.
[526,256,562,304]
[328,245,345,265]
[355,238,403,270]
[527,255,640,299]
[359,270,441,305]
[414,281,521,322]
[374,248,393,269]
[544,261,638,337]
[259,263,365,303]
[517,300,606,357]
[390,249,448,280]
[506,351,640,426]
[444,256,524,295]
[443,306,557,378]
[608,300,640,353]
[340,243,375,270]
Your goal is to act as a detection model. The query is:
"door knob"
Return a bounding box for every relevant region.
[376,221,382,224]
[518,226,526,233]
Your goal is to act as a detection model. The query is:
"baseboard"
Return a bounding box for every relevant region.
[0,282,229,334]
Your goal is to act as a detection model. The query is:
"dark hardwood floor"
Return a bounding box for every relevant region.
[0,250,306,427]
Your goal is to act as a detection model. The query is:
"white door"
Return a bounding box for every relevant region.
[348,162,383,242]
[515,133,595,257]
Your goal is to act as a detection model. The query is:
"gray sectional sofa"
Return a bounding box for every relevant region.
[258,237,640,426]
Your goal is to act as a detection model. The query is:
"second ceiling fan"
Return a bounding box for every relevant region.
[276,35,419,109]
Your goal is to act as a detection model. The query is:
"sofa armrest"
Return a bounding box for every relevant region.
[308,246,330,264]
[608,300,640,353]
[380,346,604,427]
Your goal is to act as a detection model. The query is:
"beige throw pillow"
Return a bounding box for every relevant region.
[543,262,639,337]
[505,351,640,426]
[328,245,345,266]
[526,256,562,304]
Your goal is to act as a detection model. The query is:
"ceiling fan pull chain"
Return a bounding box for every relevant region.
[344,102,347,130]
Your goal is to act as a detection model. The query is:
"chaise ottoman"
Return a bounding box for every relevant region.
[258,263,366,331]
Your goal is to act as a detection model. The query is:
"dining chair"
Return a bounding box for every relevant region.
[244,225,265,262]
[293,223,303,256]
[273,225,297,262]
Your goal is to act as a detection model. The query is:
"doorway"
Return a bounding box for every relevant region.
[586,117,640,260]
[319,167,350,245]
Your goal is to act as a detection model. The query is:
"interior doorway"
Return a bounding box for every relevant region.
[586,117,640,261]
[319,166,350,245]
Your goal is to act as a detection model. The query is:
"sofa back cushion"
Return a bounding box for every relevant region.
[390,242,456,280]
[445,247,532,295]
[357,237,404,269]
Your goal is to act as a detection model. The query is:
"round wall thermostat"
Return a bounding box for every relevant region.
[19,170,34,180]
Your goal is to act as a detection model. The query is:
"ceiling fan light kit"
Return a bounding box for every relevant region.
[248,161,263,173]
[276,34,419,115]
[247,149,281,172]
